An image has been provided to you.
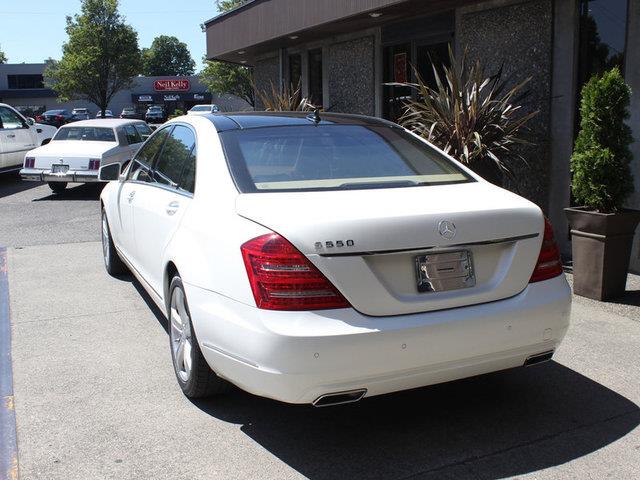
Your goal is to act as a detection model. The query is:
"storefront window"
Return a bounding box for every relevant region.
[577,0,628,88]
[308,49,323,107]
[288,54,302,90]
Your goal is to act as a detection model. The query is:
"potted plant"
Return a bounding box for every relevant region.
[565,67,639,301]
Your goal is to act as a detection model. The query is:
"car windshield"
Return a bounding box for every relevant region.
[221,125,472,192]
[190,106,211,112]
[53,126,116,142]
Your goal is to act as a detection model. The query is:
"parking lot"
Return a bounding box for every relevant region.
[1,173,639,480]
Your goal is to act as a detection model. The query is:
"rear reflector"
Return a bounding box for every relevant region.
[241,233,350,310]
[88,159,101,170]
[24,157,35,168]
[529,218,563,283]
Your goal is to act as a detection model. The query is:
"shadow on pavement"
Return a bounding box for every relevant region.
[0,173,42,199]
[126,273,640,479]
[32,183,104,201]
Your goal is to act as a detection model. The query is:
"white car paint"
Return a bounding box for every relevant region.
[20,118,150,185]
[0,103,56,172]
[187,104,220,115]
[100,113,571,405]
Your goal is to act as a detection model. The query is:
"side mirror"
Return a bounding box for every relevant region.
[99,162,122,181]
[26,117,35,126]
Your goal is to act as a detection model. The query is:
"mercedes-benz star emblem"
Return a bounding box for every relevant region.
[438,220,456,240]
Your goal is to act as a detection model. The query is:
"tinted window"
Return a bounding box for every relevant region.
[0,107,26,130]
[221,125,471,192]
[123,124,141,145]
[134,123,152,140]
[153,126,195,188]
[179,147,196,194]
[190,106,210,112]
[53,127,116,142]
[128,127,170,182]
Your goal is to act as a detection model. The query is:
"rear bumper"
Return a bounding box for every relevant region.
[186,274,572,404]
[20,168,100,183]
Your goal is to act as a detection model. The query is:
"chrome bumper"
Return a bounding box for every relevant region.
[20,168,100,183]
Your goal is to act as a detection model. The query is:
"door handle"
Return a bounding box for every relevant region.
[166,201,179,216]
[127,191,136,203]
[6,134,16,138]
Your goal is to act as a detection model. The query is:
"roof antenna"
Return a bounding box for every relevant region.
[307,107,321,125]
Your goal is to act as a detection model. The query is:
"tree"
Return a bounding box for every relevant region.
[200,60,254,107]
[45,0,141,117]
[570,67,634,212]
[142,36,195,76]
[0,44,7,64]
[215,0,247,11]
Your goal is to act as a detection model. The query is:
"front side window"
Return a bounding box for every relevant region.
[153,125,196,189]
[53,127,116,142]
[221,125,472,192]
[128,127,170,182]
[0,106,26,130]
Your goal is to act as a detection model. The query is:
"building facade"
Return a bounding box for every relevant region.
[0,63,250,118]
[205,0,640,272]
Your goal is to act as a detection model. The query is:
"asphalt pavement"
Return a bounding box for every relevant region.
[0,174,639,479]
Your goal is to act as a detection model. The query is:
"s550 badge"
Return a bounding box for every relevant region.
[315,240,355,250]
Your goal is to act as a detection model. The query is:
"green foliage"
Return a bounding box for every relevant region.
[571,67,634,212]
[216,0,247,12]
[142,36,195,76]
[169,108,185,119]
[0,45,7,64]
[200,59,254,107]
[391,46,537,184]
[256,81,314,112]
[45,0,141,117]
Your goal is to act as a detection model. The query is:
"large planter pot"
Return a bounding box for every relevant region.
[565,207,640,301]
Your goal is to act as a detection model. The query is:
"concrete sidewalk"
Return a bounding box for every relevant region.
[6,240,640,479]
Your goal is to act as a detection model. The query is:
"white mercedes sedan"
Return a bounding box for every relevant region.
[20,119,151,193]
[99,112,571,406]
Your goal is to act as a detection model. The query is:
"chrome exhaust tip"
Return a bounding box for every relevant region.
[524,350,554,367]
[312,389,367,407]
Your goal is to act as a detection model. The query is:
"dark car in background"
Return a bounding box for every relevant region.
[120,107,141,120]
[36,109,74,128]
[144,105,166,123]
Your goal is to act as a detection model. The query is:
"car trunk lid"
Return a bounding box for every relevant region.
[236,182,544,316]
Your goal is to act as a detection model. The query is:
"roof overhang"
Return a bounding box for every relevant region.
[205,0,463,65]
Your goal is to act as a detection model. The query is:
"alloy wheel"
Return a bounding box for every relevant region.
[170,287,193,382]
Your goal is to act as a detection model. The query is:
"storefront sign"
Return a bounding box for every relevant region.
[154,79,190,92]
[193,93,205,100]
[137,95,153,102]
[394,53,407,84]
[163,94,181,101]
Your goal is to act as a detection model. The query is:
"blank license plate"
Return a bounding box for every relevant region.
[52,164,69,173]
[415,250,475,293]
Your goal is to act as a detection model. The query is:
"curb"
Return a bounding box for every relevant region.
[0,247,18,480]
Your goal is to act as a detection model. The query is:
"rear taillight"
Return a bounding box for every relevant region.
[24,157,35,168]
[241,233,350,311]
[529,218,563,283]
[88,159,101,170]
[55,115,64,121]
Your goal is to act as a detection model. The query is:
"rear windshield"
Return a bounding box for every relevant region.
[44,110,66,115]
[53,127,116,142]
[221,125,472,192]
[190,106,211,112]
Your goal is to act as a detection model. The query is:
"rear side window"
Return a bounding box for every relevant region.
[179,147,196,194]
[128,127,169,182]
[123,124,141,145]
[153,125,195,189]
[220,125,472,192]
[134,123,152,140]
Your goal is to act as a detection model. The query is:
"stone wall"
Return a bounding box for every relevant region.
[254,56,280,110]
[327,36,376,115]
[457,0,554,211]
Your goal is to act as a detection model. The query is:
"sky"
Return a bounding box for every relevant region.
[0,0,220,70]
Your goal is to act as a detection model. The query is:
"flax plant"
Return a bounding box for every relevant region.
[391,47,538,184]
[256,81,316,112]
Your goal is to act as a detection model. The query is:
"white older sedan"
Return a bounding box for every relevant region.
[20,118,151,193]
[99,112,571,406]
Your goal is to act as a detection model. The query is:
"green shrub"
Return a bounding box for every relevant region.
[571,67,634,212]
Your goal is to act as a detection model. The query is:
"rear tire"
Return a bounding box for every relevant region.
[168,276,230,398]
[48,182,67,194]
[101,208,127,275]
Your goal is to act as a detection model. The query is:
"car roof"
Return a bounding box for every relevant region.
[202,111,399,133]
[60,119,144,128]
